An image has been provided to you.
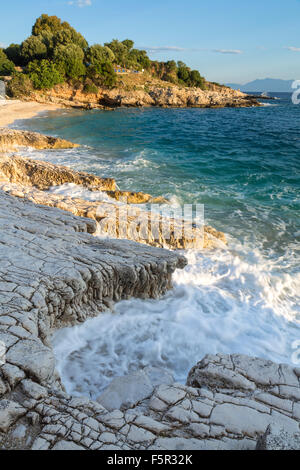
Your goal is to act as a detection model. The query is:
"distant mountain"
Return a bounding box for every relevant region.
[225,79,294,92]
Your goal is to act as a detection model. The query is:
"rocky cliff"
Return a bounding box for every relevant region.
[0,191,299,451]
[29,81,259,110]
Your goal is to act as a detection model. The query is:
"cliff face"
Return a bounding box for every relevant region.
[30,81,259,110]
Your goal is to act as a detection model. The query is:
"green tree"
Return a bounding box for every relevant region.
[177,61,187,69]
[27,59,64,89]
[53,28,88,51]
[127,49,151,70]
[189,70,205,89]
[21,36,47,64]
[87,62,116,88]
[122,39,134,51]
[166,60,177,73]
[177,65,190,83]
[0,49,15,75]
[4,44,22,66]
[104,39,128,66]
[32,14,88,51]
[38,31,55,58]
[53,44,85,79]
[32,14,64,36]
[86,44,115,66]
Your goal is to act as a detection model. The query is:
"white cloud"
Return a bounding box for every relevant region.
[0,43,7,49]
[144,46,186,54]
[285,46,300,52]
[68,0,92,7]
[213,49,243,55]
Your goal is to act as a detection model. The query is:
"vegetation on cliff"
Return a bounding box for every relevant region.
[3,14,207,97]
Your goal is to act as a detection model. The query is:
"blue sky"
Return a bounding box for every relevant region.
[1,0,300,83]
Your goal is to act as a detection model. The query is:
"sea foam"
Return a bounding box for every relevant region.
[52,238,300,399]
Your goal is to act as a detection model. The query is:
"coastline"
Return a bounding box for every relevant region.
[0,101,299,451]
[0,99,63,127]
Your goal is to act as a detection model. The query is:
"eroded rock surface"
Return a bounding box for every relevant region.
[0,176,298,451]
[0,154,115,191]
[0,181,226,250]
[0,154,226,249]
[256,424,300,450]
[0,153,170,203]
[0,128,79,152]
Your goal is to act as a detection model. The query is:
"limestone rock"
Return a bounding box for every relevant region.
[0,180,226,250]
[0,154,115,191]
[97,367,174,411]
[52,440,85,450]
[32,81,259,110]
[0,127,79,152]
[0,400,26,432]
[256,425,300,450]
[0,187,299,451]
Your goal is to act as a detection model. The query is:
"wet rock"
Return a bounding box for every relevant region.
[0,128,79,152]
[0,153,115,191]
[0,179,226,249]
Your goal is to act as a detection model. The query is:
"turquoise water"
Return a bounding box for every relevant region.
[16,94,300,398]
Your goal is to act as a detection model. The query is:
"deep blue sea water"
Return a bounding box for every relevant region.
[15,93,300,397]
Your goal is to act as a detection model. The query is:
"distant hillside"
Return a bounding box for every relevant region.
[226,78,294,92]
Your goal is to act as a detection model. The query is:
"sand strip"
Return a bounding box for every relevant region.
[0,99,62,127]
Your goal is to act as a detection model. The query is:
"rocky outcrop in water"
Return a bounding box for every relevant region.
[0,153,167,202]
[0,153,116,192]
[30,82,260,110]
[0,154,227,250]
[0,128,79,152]
[0,190,299,451]
[0,181,226,250]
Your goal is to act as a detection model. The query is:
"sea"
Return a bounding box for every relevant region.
[13,92,300,399]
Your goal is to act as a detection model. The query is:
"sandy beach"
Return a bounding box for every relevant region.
[0,99,62,127]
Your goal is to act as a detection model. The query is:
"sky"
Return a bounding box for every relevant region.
[1,0,300,84]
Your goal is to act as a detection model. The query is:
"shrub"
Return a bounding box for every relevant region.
[177,66,190,83]
[189,70,206,89]
[6,73,33,98]
[27,60,64,90]
[87,62,117,88]
[83,80,98,95]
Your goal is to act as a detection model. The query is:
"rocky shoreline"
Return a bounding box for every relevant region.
[0,128,299,450]
[28,82,260,110]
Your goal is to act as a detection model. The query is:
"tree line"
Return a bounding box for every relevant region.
[0,14,206,96]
